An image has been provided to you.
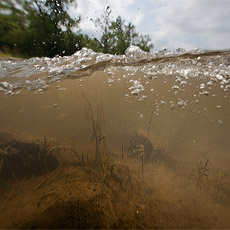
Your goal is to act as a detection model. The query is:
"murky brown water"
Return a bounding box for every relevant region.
[0,47,230,228]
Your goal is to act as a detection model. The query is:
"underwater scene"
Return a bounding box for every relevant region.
[0,46,230,228]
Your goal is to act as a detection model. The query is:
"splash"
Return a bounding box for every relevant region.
[0,46,229,95]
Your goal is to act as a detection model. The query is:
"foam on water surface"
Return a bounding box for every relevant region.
[0,46,229,93]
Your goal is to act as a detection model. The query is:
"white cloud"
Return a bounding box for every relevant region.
[150,0,230,50]
[69,0,230,50]
[133,11,144,26]
[69,0,103,33]
[69,0,145,35]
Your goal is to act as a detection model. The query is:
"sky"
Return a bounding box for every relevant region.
[69,0,230,51]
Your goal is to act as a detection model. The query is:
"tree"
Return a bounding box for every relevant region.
[96,12,153,55]
[0,0,27,54]
[24,0,81,57]
[0,0,83,57]
[0,2,154,57]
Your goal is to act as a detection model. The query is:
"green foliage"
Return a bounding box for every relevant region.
[76,34,101,53]
[23,0,81,57]
[97,14,153,55]
[0,1,153,57]
[0,0,82,57]
[0,0,27,51]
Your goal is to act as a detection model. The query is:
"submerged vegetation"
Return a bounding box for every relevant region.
[0,80,229,228]
[0,126,229,228]
[0,0,153,58]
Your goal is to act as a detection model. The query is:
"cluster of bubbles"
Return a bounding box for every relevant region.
[0,46,229,98]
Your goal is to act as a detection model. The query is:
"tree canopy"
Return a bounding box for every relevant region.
[97,12,153,55]
[0,1,153,57]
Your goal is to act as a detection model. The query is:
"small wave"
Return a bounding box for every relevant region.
[0,46,229,95]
